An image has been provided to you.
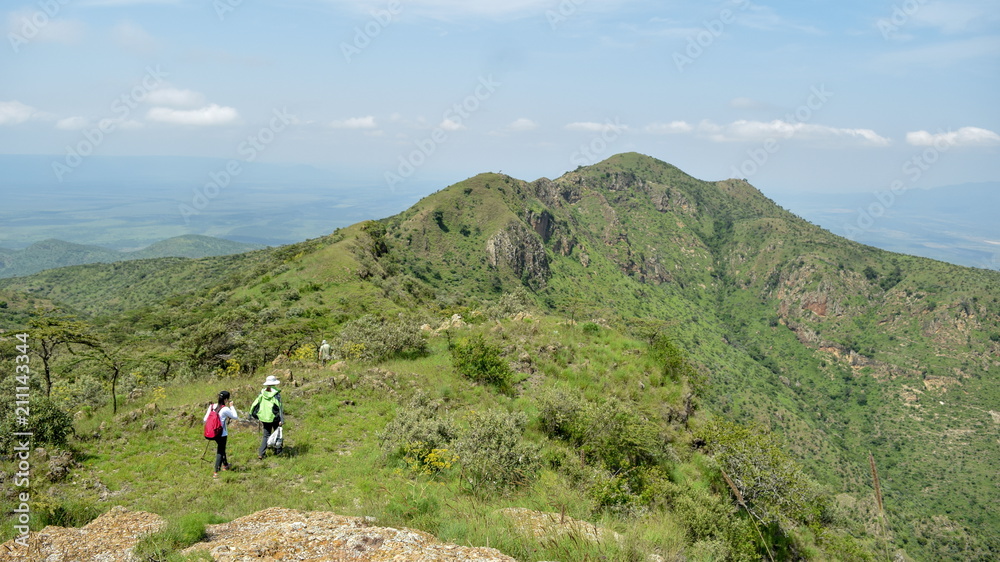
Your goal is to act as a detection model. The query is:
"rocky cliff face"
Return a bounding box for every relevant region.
[485,220,550,290]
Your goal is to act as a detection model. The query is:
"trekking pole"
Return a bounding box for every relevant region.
[201,439,211,462]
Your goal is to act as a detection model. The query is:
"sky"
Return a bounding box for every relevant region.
[1,0,998,197]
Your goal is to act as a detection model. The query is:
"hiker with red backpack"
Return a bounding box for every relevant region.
[204,390,239,478]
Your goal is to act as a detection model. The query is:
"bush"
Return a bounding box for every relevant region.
[336,314,427,363]
[378,392,458,460]
[535,386,587,440]
[581,322,601,335]
[0,395,73,455]
[702,420,823,529]
[580,397,664,472]
[590,465,670,517]
[450,335,513,391]
[455,409,540,492]
[485,287,531,319]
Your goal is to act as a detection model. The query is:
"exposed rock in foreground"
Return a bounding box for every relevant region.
[184,507,516,561]
[0,506,517,561]
[0,505,163,561]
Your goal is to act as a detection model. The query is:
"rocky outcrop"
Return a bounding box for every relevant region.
[185,507,515,561]
[0,506,517,562]
[485,221,550,289]
[0,505,164,562]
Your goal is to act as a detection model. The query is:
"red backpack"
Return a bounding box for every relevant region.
[204,405,223,439]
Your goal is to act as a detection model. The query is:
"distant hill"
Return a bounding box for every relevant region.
[775,182,1000,269]
[0,235,264,279]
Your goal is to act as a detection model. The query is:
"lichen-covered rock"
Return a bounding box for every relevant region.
[0,505,165,561]
[183,507,517,561]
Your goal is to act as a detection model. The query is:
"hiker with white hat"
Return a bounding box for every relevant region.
[249,375,284,459]
[318,339,332,365]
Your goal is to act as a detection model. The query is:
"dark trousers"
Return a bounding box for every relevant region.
[213,435,228,472]
[259,421,280,457]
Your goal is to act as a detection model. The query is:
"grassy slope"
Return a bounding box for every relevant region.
[4,320,773,561]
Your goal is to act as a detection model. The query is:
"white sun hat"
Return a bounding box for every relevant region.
[263,375,281,386]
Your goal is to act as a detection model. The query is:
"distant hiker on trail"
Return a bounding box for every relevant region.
[204,390,238,479]
[318,340,332,365]
[250,375,284,459]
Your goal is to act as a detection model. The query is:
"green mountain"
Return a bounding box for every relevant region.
[0,235,264,279]
[1,153,997,561]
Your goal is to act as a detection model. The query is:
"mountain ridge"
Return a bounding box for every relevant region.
[0,152,997,560]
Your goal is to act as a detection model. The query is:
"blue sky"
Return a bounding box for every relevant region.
[1,0,998,196]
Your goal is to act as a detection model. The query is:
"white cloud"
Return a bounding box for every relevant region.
[6,9,86,45]
[699,119,892,146]
[146,104,239,126]
[439,118,465,131]
[0,101,49,125]
[906,126,1000,147]
[56,116,90,130]
[146,87,206,108]
[113,20,158,53]
[505,118,538,132]
[644,121,693,134]
[565,121,629,133]
[331,116,378,129]
[907,1,1000,34]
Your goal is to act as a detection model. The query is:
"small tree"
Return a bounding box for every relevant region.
[28,314,98,397]
[703,420,823,530]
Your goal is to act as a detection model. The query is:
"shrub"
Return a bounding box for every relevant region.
[378,393,458,460]
[290,343,316,362]
[581,322,601,335]
[580,397,664,472]
[0,395,73,455]
[535,386,587,440]
[648,332,697,386]
[336,314,427,363]
[702,420,823,529]
[670,484,758,562]
[450,334,513,391]
[485,287,531,319]
[455,409,540,492]
[590,465,669,517]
